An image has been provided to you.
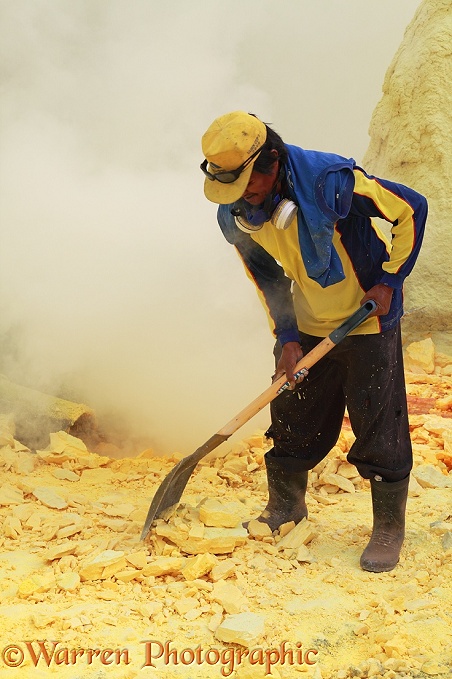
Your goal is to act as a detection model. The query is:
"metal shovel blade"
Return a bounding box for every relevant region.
[140,433,228,540]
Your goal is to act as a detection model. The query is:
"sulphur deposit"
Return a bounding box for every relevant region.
[0,338,451,679]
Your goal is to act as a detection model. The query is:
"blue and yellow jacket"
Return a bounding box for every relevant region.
[217,146,428,342]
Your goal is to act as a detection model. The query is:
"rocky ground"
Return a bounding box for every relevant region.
[0,337,451,679]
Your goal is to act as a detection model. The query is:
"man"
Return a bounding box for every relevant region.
[200,111,427,572]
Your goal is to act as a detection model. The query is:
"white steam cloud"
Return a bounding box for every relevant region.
[0,0,420,454]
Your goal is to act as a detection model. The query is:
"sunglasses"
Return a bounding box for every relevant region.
[200,146,262,184]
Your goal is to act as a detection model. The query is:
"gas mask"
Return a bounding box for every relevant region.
[231,193,298,234]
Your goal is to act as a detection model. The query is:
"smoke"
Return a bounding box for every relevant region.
[0,0,420,454]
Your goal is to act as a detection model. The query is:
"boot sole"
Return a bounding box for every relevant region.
[360,558,399,573]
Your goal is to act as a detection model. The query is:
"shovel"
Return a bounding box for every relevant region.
[141,300,377,541]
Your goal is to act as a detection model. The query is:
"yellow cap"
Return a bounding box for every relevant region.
[201,111,267,204]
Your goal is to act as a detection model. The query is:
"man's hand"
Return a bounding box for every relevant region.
[273,341,306,390]
[361,283,394,316]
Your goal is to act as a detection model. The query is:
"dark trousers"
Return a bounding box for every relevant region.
[268,325,412,482]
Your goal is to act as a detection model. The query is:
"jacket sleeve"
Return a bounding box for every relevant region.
[351,168,428,289]
[217,205,300,345]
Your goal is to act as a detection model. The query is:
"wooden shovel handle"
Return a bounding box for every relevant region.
[218,336,334,437]
[218,300,377,437]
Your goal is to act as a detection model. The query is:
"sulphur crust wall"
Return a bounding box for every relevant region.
[362,0,452,333]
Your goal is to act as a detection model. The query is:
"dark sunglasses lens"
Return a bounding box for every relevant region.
[201,161,238,184]
[201,146,261,184]
[200,158,251,184]
[214,171,238,184]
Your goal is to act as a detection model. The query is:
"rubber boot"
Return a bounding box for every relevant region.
[360,475,409,573]
[252,449,309,532]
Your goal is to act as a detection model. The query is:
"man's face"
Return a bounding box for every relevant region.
[242,159,279,206]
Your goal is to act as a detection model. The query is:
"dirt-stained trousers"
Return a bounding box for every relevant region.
[267,325,412,483]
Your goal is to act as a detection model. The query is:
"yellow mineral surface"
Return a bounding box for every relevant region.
[0,338,450,678]
[363,0,452,332]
